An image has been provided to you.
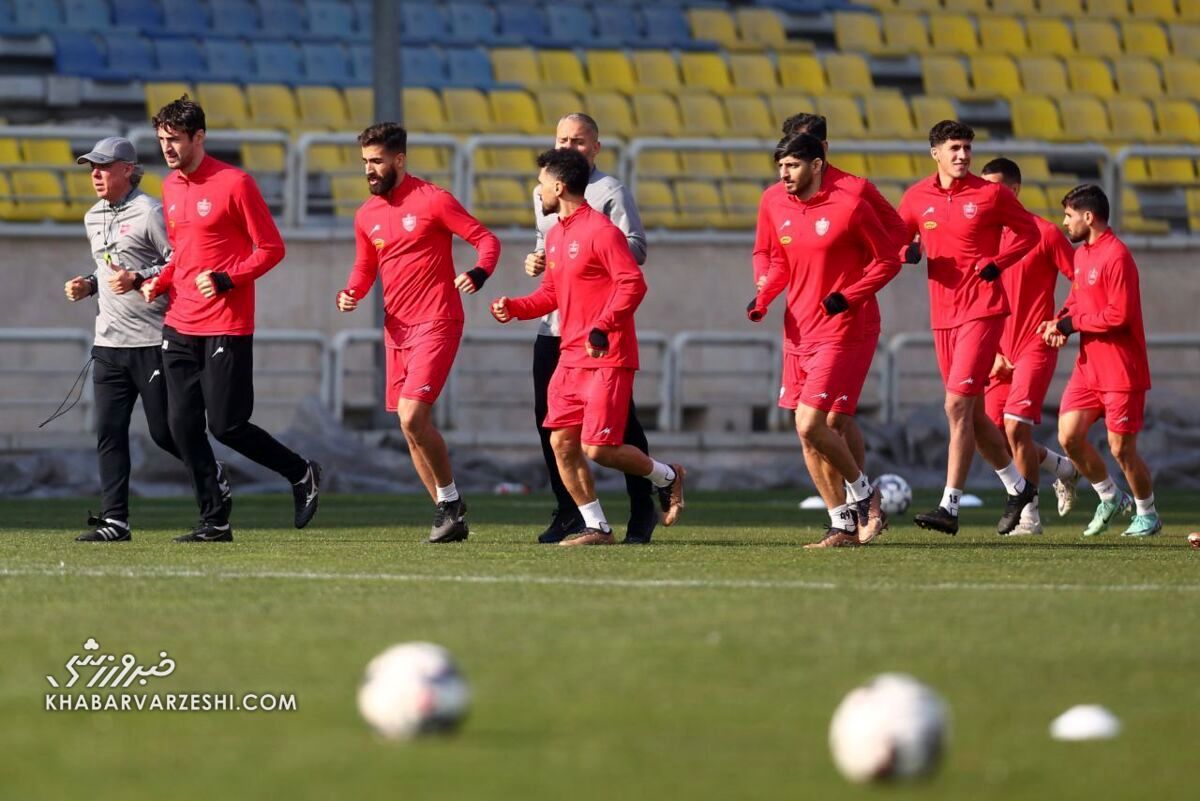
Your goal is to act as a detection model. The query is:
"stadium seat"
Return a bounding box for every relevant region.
[867,154,921,181]
[0,137,21,164]
[724,95,777,138]
[409,144,450,175]
[881,12,930,55]
[736,8,807,51]
[765,92,812,130]
[496,5,549,47]
[825,53,874,94]
[585,92,636,139]
[593,5,643,47]
[991,0,1037,13]
[305,0,357,40]
[895,0,941,9]
[1154,98,1200,141]
[53,32,106,78]
[202,39,254,83]
[342,86,371,129]
[440,88,493,132]
[9,170,71,222]
[970,54,1022,98]
[1131,0,1176,15]
[112,0,163,31]
[308,143,358,173]
[978,14,1028,53]
[923,55,973,99]
[544,6,596,48]
[152,38,205,82]
[722,180,765,229]
[910,95,958,130]
[402,47,446,89]
[64,171,98,215]
[1122,20,1170,56]
[1168,23,1200,55]
[728,54,778,94]
[145,82,191,119]
[444,47,494,89]
[928,14,979,54]
[1026,18,1075,56]
[491,49,541,89]
[1058,95,1112,141]
[679,93,730,138]
[476,144,538,176]
[674,180,725,229]
[445,3,498,46]
[642,7,706,50]
[680,53,734,96]
[195,83,250,129]
[1107,96,1157,141]
[296,86,349,130]
[585,50,636,95]
[636,179,679,229]
[400,4,448,45]
[817,95,867,139]
[1163,58,1200,99]
[240,143,287,173]
[258,1,308,40]
[1017,184,1054,221]
[833,11,884,55]
[253,42,304,85]
[689,8,743,50]
[1010,94,1064,140]
[637,150,683,179]
[247,84,302,132]
[1088,0,1133,18]
[631,93,683,137]
[21,138,72,164]
[330,174,364,217]
[778,53,827,94]
[210,0,260,37]
[632,51,684,96]
[302,43,353,87]
[1180,0,1200,17]
[1038,0,1085,15]
[405,87,447,131]
[1067,56,1117,98]
[535,89,583,130]
[161,0,207,33]
[102,34,157,82]
[1017,56,1069,98]
[1074,19,1122,58]
[489,90,540,135]
[864,93,918,138]
[474,178,531,226]
[538,50,587,93]
[829,152,869,178]
[1124,156,1151,182]
[61,0,111,31]
[681,149,732,178]
[1187,188,1200,233]
[1114,57,1163,97]
[1145,156,1196,183]
[1121,188,1170,234]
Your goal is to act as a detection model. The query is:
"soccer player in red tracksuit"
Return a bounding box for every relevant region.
[336,123,501,544]
[490,149,685,546]
[979,158,1082,536]
[897,120,1040,537]
[1041,185,1160,538]
[141,96,320,543]
[748,132,901,548]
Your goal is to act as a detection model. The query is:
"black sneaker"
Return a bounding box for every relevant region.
[997,483,1038,535]
[914,506,959,535]
[291,460,321,529]
[76,514,131,542]
[174,522,233,542]
[623,512,658,544]
[216,460,233,518]
[430,498,469,543]
[538,506,585,544]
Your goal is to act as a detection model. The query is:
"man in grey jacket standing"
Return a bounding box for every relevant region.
[64,136,226,541]
[524,113,655,543]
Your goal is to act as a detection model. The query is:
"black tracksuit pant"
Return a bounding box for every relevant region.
[161,326,307,524]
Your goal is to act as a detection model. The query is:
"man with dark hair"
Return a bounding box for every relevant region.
[1039,184,1159,537]
[337,122,501,543]
[747,133,901,548]
[897,120,1040,537]
[142,95,320,542]
[493,148,683,546]
[978,157,1081,535]
[524,113,654,544]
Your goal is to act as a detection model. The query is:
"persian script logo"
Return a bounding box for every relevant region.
[373,238,386,251]
[46,638,176,690]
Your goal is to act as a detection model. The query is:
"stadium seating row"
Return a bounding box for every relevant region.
[856,0,1200,20]
[924,53,1200,101]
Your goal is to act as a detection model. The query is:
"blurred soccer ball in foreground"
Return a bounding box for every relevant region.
[829,673,947,783]
[872,474,913,516]
[357,642,470,740]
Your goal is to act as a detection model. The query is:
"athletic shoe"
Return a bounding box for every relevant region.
[914,506,959,535]
[998,483,1039,535]
[1002,520,1044,537]
[623,506,659,544]
[291,459,321,529]
[1122,513,1163,538]
[429,498,469,543]
[174,522,233,542]
[76,514,131,542]
[1052,475,1077,517]
[803,528,860,549]
[560,527,616,547]
[1082,492,1133,537]
[216,460,233,518]
[537,507,585,544]
[854,490,887,544]
[656,463,686,527]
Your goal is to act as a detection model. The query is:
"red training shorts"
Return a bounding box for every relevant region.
[934,317,1004,398]
[985,344,1058,426]
[543,364,634,446]
[1059,367,1145,435]
[778,336,877,415]
[385,319,463,410]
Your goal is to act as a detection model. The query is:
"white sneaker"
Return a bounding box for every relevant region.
[1053,475,1078,516]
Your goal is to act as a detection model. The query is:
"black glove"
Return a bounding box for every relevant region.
[465,266,489,291]
[1055,317,1075,336]
[904,242,922,264]
[588,328,609,351]
[747,298,764,322]
[822,292,850,315]
[211,271,235,293]
[978,262,1000,282]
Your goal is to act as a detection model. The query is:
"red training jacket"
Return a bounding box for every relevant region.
[998,213,1076,360]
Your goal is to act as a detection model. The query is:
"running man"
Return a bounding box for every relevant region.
[337,122,501,543]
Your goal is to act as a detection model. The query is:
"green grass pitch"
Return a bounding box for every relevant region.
[1,490,1197,800]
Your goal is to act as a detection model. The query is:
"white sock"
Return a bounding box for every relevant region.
[829,503,856,532]
[644,459,676,488]
[996,462,1027,495]
[1020,501,1041,527]
[435,482,459,503]
[578,499,611,532]
[1092,476,1118,502]
[940,487,962,516]
[1135,494,1156,516]
[1041,449,1077,481]
[846,472,871,504]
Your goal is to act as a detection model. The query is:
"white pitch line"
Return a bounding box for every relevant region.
[0,565,1197,594]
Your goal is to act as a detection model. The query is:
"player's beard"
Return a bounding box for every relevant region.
[541,195,558,217]
[368,166,397,196]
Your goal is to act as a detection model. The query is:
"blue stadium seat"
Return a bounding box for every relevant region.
[401,46,446,88]
[12,0,64,30]
[254,40,304,84]
[53,32,106,78]
[445,3,497,46]
[642,7,706,49]
[444,47,494,89]
[112,0,163,31]
[594,6,644,48]
[62,0,112,31]
[103,34,158,80]
[400,5,448,45]
[349,43,371,84]
[259,0,308,40]
[152,37,206,81]
[202,38,255,82]
[544,6,595,47]
[496,5,550,47]
[210,0,260,36]
[161,0,208,33]
[302,42,353,86]
[304,0,357,40]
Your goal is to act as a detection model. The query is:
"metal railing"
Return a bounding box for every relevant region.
[253,329,332,411]
[665,331,782,432]
[0,328,95,431]
[1111,144,1200,239]
[461,134,626,211]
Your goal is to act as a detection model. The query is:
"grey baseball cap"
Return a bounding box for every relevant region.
[76,136,137,165]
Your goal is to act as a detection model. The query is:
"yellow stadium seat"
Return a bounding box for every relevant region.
[1067,56,1116,98]
[585,92,636,139]
[585,51,635,95]
[680,53,734,95]
[970,53,1023,98]
[139,171,164,199]
[489,90,540,134]
[473,178,530,227]
[476,145,538,175]
[403,88,446,132]
[0,137,20,164]
[874,181,906,207]
[1122,20,1170,56]
[195,83,249,129]
[145,82,191,119]
[1186,188,1200,232]
[1181,0,1200,19]
[681,150,731,178]
[978,14,1028,53]
[910,95,958,130]
[246,84,300,132]
[1121,188,1170,234]
[1123,156,1150,182]
[1154,98,1200,141]
[1058,95,1111,141]
[64,171,95,214]
[632,51,683,96]
[722,180,766,229]
[635,179,679,229]
[674,179,725,229]
[240,143,286,172]
[922,55,973,98]
[535,89,584,130]
[1107,96,1157,141]
[296,87,349,130]
[1113,57,1163,97]
[724,95,776,138]
[830,151,870,177]
[1018,56,1069,97]
[308,144,358,173]
[1131,0,1176,17]
[1038,0,1085,15]
[343,87,371,129]
[637,151,683,178]
[0,172,16,218]
[1088,0,1132,17]
[330,174,364,217]
[825,53,875,93]
[929,14,979,54]
[1027,18,1076,56]
[631,93,683,137]
[1145,156,1196,182]
[408,145,449,173]
[895,0,939,8]
[946,0,990,11]
[881,12,930,55]
[729,149,776,182]
[728,53,778,94]
[778,53,827,94]
[1169,23,1200,54]
[491,49,540,89]
[20,138,72,164]
[737,8,808,51]
[864,93,917,138]
[992,0,1036,13]
[867,153,921,180]
[1011,94,1064,139]
[689,8,742,50]
[9,170,71,221]
[833,11,885,54]
[679,93,730,137]
[817,95,867,139]
[1163,58,1200,99]
[538,51,587,93]
[1017,184,1054,221]
[1073,19,1122,58]
[767,93,814,132]
[442,88,496,133]
[969,152,1051,181]
[595,149,618,174]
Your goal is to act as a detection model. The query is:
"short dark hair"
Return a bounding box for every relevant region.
[774,132,825,164]
[152,95,206,136]
[929,120,975,147]
[537,148,590,195]
[1061,183,1109,222]
[981,157,1021,186]
[358,122,407,154]
[781,112,827,140]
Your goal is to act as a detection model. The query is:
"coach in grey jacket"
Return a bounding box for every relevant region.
[524,113,656,543]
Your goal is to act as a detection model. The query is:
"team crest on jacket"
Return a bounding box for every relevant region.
[196,198,211,217]
[1087,266,1099,285]
[962,202,978,219]
[568,240,580,259]
[815,217,830,237]
[402,213,417,232]
[118,223,130,236]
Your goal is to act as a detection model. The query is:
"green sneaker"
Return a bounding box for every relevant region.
[1082,492,1133,537]
[1122,513,1163,538]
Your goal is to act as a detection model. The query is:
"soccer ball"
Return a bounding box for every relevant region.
[872,474,913,516]
[828,673,948,783]
[357,642,471,740]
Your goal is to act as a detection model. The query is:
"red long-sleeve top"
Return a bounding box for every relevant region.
[157,155,285,335]
[898,172,1039,329]
[507,203,646,369]
[753,184,902,350]
[345,173,500,346]
[998,213,1075,360]
[1061,228,1150,392]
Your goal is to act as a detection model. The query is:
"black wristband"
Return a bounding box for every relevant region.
[1056,317,1075,336]
[747,298,764,322]
[588,328,609,350]
[212,272,235,293]
[904,242,922,264]
[85,274,98,296]
[131,273,145,290]
[466,266,488,290]
[978,262,1000,281]
[822,292,850,315]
